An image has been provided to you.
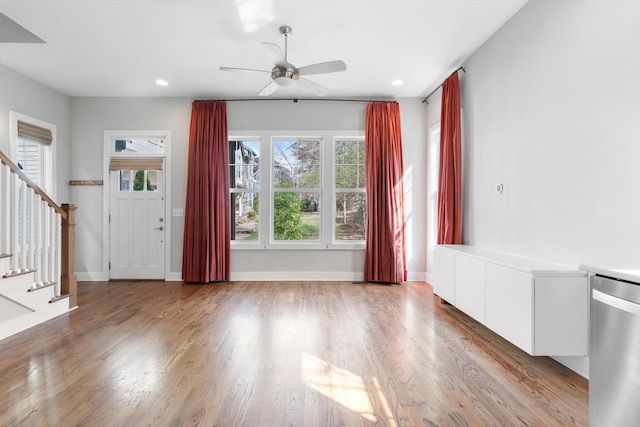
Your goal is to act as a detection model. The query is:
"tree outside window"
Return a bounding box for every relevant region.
[334,139,366,241]
[273,139,320,241]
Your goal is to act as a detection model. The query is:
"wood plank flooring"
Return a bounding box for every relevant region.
[0,281,588,426]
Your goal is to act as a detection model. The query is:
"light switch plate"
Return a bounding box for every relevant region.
[172,208,184,217]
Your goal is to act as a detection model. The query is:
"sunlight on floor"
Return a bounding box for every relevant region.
[301,352,397,426]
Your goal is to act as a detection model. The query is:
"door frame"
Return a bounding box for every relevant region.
[103,130,172,280]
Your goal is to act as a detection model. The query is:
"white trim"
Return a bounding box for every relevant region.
[425,272,435,286]
[103,130,171,281]
[551,356,589,379]
[76,271,109,281]
[166,272,183,282]
[406,271,428,282]
[230,271,365,282]
[229,271,427,282]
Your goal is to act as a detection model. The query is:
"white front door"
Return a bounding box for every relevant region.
[109,168,165,279]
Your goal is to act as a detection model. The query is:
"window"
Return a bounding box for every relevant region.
[14,120,53,193]
[228,131,365,249]
[334,138,366,241]
[229,140,260,241]
[272,138,321,241]
[427,125,440,250]
[11,113,56,246]
[114,138,164,153]
[118,170,159,192]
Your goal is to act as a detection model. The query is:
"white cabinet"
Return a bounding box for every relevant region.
[433,247,455,303]
[485,264,533,353]
[433,245,588,356]
[455,255,486,324]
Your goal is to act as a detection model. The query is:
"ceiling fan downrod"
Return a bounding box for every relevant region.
[279,26,292,64]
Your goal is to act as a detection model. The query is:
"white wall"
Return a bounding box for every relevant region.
[70,98,192,278]
[427,0,640,268]
[70,98,428,281]
[426,0,640,377]
[0,63,71,202]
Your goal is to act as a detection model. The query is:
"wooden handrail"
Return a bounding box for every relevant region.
[0,149,67,220]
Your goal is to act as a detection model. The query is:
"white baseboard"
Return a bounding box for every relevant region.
[166,272,182,282]
[230,271,364,281]
[552,355,589,379]
[77,270,429,283]
[76,271,109,281]
[406,271,427,282]
[425,272,435,286]
[78,271,183,282]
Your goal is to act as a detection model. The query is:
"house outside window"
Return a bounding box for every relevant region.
[229,140,260,241]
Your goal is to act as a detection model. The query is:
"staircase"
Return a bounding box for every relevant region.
[0,253,71,340]
[0,150,76,341]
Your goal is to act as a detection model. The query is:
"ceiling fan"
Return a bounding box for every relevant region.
[220,26,347,97]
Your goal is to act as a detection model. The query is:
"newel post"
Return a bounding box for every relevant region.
[61,203,77,308]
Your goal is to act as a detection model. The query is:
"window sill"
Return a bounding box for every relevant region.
[231,242,365,251]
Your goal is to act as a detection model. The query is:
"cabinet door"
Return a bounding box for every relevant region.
[433,248,455,304]
[454,255,486,324]
[485,264,533,354]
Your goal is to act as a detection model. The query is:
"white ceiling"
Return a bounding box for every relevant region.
[0,0,528,99]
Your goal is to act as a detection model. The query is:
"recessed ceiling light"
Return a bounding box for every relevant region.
[392,80,403,86]
[156,79,168,86]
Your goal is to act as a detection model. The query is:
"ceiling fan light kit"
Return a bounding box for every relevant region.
[272,67,299,86]
[220,25,346,96]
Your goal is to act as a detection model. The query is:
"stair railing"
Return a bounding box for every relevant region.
[0,150,77,308]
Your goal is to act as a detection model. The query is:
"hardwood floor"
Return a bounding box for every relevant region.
[0,281,588,426]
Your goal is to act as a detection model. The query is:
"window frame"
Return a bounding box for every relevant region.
[10,112,56,249]
[332,136,367,245]
[229,138,261,245]
[427,124,441,252]
[229,130,365,251]
[271,136,323,244]
[10,111,56,197]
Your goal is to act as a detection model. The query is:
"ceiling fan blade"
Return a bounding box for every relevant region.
[297,60,347,76]
[261,42,287,67]
[220,66,270,74]
[258,81,278,96]
[299,77,330,97]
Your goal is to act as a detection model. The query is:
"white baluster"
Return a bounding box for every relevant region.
[54,213,61,296]
[9,172,17,272]
[35,198,43,285]
[26,188,36,278]
[43,203,50,284]
[1,166,7,255]
[20,181,27,271]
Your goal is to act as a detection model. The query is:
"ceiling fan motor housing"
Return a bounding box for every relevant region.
[271,66,299,86]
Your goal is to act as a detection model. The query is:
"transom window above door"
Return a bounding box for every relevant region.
[114,138,165,153]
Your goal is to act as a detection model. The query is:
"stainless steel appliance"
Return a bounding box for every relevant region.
[590,273,640,426]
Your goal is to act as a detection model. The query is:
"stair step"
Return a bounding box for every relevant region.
[50,293,72,303]
[27,282,57,292]
[2,268,36,279]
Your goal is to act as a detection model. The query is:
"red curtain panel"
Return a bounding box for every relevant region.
[364,102,407,283]
[182,101,231,282]
[437,73,462,245]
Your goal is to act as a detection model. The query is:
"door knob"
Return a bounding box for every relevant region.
[154,226,164,231]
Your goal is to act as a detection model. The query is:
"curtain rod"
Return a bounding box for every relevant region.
[421,67,466,104]
[199,98,397,104]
